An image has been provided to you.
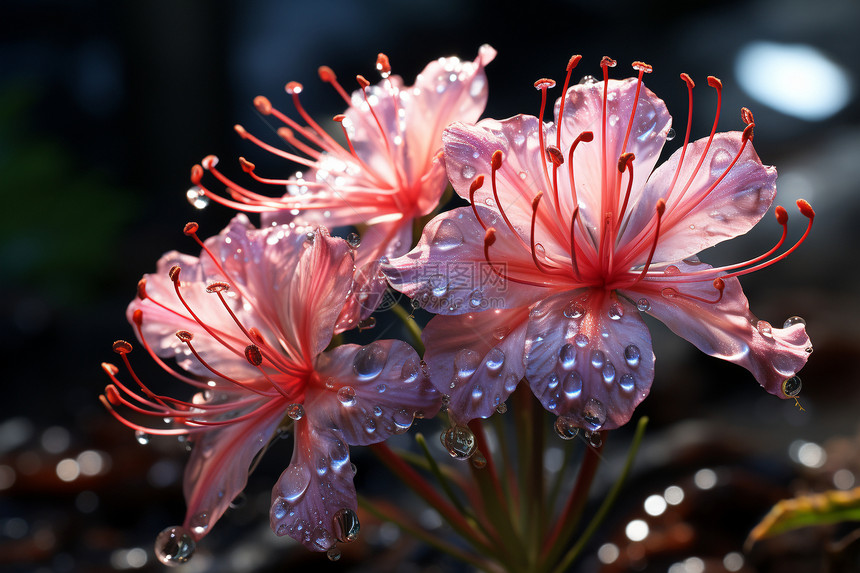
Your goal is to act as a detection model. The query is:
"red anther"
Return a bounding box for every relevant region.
[101,362,119,376]
[253,96,272,115]
[113,340,133,354]
[238,157,255,173]
[202,155,219,170]
[356,75,370,89]
[190,164,204,184]
[579,131,594,142]
[617,152,635,173]
[105,385,121,405]
[205,281,230,293]
[632,61,653,73]
[713,277,725,291]
[285,81,303,95]
[276,127,293,142]
[233,125,248,139]
[546,145,564,166]
[600,56,617,68]
[742,123,755,142]
[376,53,391,75]
[132,309,143,326]
[534,78,556,90]
[318,65,336,82]
[248,327,265,345]
[707,76,722,90]
[469,175,484,194]
[532,191,544,211]
[484,227,497,247]
[775,205,788,225]
[176,330,194,343]
[137,278,147,300]
[680,72,695,88]
[491,150,503,170]
[567,55,582,71]
[168,265,181,283]
[655,198,667,216]
[741,107,755,125]
[244,344,263,366]
[797,199,815,219]
[183,222,199,236]
[332,114,346,123]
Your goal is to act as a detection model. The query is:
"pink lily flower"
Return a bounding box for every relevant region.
[384,56,813,435]
[191,46,496,326]
[100,215,439,560]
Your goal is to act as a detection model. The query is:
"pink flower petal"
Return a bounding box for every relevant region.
[383,207,546,314]
[182,397,284,540]
[311,341,441,445]
[524,290,654,431]
[625,259,810,397]
[422,307,531,424]
[620,132,777,264]
[270,420,356,552]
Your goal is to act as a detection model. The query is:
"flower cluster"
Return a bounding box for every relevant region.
[103,47,813,565]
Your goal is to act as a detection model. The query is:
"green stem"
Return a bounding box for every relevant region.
[550,417,649,573]
[390,303,424,355]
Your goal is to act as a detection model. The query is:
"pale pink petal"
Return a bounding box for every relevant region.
[620,132,777,264]
[310,341,441,445]
[422,307,530,424]
[524,290,654,431]
[182,398,284,540]
[382,207,547,314]
[270,420,355,552]
[626,259,810,397]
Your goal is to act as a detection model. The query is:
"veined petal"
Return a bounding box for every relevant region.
[182,397,284,540]
[310,341,441,445]
[524,289,654,431]
[383,207,546,314]
[422,307,530,424]
[621,132,777,264]
[270,420,355,552]
[627,259,810,397]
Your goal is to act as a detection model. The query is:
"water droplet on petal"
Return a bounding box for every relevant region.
[666,127,676,141]
[461,165,477,179]
[471,385,483,401]
[558,343,576,370]
[586,430,603,448]
[578,75,597,85]
[624,344,641,367]
[783,316,806,329]
[364,418,376,434]
[346,232,361,248]
[602,362,616,383]
[186,186,209,210]
[442,425,477,460]
[353,343,388,379]
[661,287,677,299]
[636,298,651,312]
[287,403,304,420]
[563,371,583,399]
[155,525,196,565]
[393,409,414,432]
[574,333,589,348]
[782,375,802,397]
[333,508,360,543]
[554,416,580,440]
[590,349,605,369]
[471,451,487,469]
[756,320,774,338]
[493,326,510,341]
[469,289,483,308]
[710,149,733,176]
[428,274,448,297]
[282,463,311,503]
[400,355,421,383]
[454,349,481,379]
[563,301,585,319]
[620,373,636,392]
[495,402,507,414]
[326,546,342,561]
[189,512,209,536]
[431,219,465,251]
[337,386,357,407]
[135,431,151,445]
[664,265,681,276]
[485,348,505,373]
[546,373,560,390]
[607,303,623,320]
[582,398,607,431]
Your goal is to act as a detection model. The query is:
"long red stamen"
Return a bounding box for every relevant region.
[182,338,283,398]
[566,131,595,253]
[569,205,582,280]
[631,199,666,285]
[490,150,530,252]
[534,78,556,204]
[318,65,351,103]
[286,81,345,152]
[614,152,636,237]
[469,175,488,230]
[482,228,554,287]
[663,73,696,202]
[599,56,616,218]
[556,55,582,149]
[620,61,652,155]
[130,309,209,389]
[529,192,564,275]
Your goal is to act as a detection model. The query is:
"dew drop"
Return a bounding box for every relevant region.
[666,127,676,141]
[400,355,421,384]
[333,508,360,543]
[624,344,641,367]
[602,362,616,383]
[485,348,505,373]
[574,333,589,348]
[578,75,598,85]
[620,373,636,392]
[664,265,681,276]
[563,301,585,319]
[469,289,483,308]
[661,287,677,299]
[495,402,507,414]
[186,186,209,210]
[461,165,477,179]
[558,343,576,370]
[431,219,465,251]
[428,274,448,297]
[582,398,607,431]
[563,371,583,399]
[326,547,342,561]
[782,375,802,397]
[471,385,483,400]
[346,232,361,248]
[636,298,651,312]
[442,425,477,460]
[337,386,357,407]
[547,373,559,390]
[756,320,774,339]
[607,303,623,320]
[710,149,733,176]
[189,512,209,536]
[471,451,487,469]
[554,416,580,440]
[783,316,806,329]
[358,316,376,330]
[586,430,603,448]
[282,463,311,503]
[155,525,196,566]
[393,409,414,432]
[287,403,305,420]
[353,342,388,379]
[454,349,481,379]
[364,418,376,434]
[493,326,510,341]
[608,114,619,127]
[135,431,151,445]
[590,349,605,369]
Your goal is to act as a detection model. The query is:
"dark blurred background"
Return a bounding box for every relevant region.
[2,0,859,572]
